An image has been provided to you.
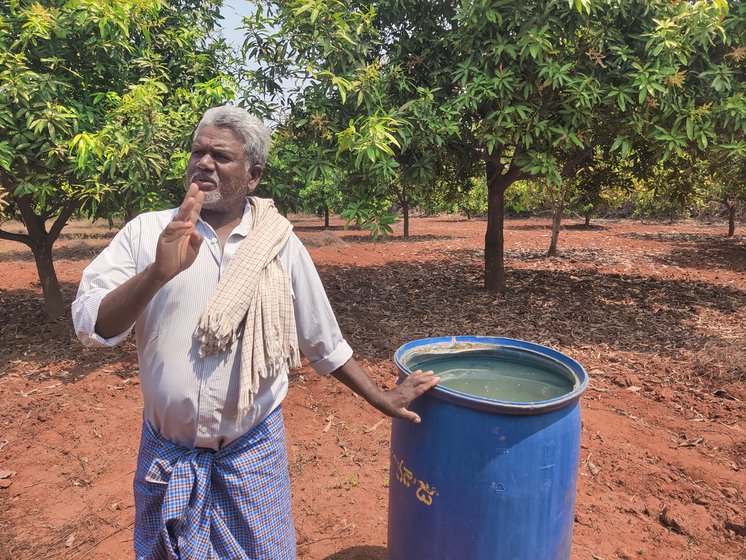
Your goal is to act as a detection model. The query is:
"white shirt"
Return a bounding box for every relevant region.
[72,202,353,450]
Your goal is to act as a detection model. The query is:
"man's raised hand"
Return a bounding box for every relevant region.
[151,184,205,283]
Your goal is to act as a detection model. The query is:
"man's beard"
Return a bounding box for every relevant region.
[201,183,223,208]
[188,172,247,212]
[189,172,223,209]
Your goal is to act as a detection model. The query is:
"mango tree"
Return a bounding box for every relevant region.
[543,145,647,256]
[0,0,233,319]
[648,150,746,236]
[241,3,469,240]
[710,150,746,237]
[240,0,744,292]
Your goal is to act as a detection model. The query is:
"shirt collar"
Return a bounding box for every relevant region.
[233,198,253,238]
[192,197,254,239]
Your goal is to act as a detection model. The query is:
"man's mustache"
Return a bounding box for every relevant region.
[190,172,218,185]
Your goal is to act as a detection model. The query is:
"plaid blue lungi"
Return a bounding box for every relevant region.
[133,407,296,560]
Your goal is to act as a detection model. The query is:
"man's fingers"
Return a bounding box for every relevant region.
[418,377,440,393]
[408,370,440,391]
[400,409,421,424]
[392,370,439,415]
[189,230,203,251]
[189,188,205,223]
[380,370,440,424]
[162,221,193,236]
[411,369,437,378]
[173,183,203,223]
[172,183,198,222]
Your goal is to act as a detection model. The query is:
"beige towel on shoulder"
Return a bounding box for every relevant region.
[194,197,301,428]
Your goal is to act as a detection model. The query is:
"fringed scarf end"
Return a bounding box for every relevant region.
[194,312,238,357]
[287,345,301,370]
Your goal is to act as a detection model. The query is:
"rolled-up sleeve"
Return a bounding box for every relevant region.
[285,235,353,374]
[71,220,140,347]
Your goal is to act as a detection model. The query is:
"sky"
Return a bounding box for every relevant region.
[219,1,257,50]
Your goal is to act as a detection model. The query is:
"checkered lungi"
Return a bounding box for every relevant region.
[133,407,296,559]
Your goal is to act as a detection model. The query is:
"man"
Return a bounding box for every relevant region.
[72,105,439,559]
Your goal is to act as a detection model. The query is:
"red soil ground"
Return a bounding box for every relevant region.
[0,215,744,560]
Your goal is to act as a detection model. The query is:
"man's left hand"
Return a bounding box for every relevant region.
[379,369,440,423]
[331,359,439,424]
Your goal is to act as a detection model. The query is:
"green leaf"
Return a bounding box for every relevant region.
[0,141,13,172]
[294,2,314,16]
[685,119,694,141]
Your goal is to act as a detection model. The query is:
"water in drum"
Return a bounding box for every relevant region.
[410,354,575,402]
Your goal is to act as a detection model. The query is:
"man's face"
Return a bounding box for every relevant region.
[186,124,261,213]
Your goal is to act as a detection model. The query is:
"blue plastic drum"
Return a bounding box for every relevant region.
[388,336,589,560]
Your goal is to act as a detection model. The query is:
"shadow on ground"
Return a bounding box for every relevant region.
[317,257,745,387]
[293,224,349,232]
[564,223,609,231]
[617,231,746,274]
[2,247,744,388]
[325,233,463,244]
[0,283,137,381]
[505,221,610,231]
[324,545,387,560]
[0,242,109,263]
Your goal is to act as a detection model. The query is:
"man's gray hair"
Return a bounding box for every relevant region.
[194,105,271,169]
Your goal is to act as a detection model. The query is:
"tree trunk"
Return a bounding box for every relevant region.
[324,206,330,229]
[32,240,66,319]
[547,196,564,257]
[395,183,410,239]
[485,156,519,293]
[727,202,736,238]
[584,213,591,227]
[9,194,79,320]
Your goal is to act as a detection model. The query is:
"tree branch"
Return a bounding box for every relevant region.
[0,173,30,246]
[14,194,46,241]
[48,197,80,242]
[0,228,32,247]
[505,157,528,184]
